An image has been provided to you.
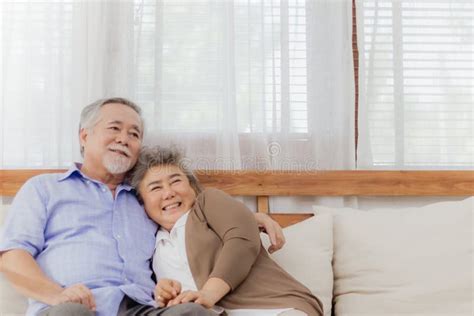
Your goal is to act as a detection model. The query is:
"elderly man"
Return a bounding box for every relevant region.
[0,98,284,316]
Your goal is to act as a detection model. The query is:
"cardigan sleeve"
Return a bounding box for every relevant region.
[197,188,261,291]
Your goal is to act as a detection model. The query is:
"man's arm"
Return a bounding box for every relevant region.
[1,249,96,310]
[1,249,63,304]
[0,177,95,310]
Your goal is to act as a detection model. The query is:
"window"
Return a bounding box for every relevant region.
[358,0,473,168]
[0,0,312,168]
[134,0,309,134]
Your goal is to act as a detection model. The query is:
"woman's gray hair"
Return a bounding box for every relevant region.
[129,146,202,202]
[79,97,144,156]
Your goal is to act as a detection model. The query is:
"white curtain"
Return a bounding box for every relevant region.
[0,0,355,210]
[357,0,473,169]
[0,1,137,167]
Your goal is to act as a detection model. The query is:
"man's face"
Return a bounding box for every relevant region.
[80,103,143,175]
[139,164,197,231]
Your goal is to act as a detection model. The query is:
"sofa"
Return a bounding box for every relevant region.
[263,197,473,316]
[1,197,473,315]
[1,169,473,315]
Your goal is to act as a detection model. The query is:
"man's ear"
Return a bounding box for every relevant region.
[79,128,88,148]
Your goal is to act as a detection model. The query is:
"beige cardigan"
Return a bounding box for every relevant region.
[185,188,323,316]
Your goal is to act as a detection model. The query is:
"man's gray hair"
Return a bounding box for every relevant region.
[129,146,202,202]
[79,97,144,156]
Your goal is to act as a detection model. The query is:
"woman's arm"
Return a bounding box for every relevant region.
[195,188,262,291]
[254,212,286,253]
[170,190,282,308]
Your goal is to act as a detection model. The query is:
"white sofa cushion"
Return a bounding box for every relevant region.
[261,213,333,316]
[314,197,473,316]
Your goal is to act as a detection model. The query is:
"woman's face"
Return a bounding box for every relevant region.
[139,164,197,231]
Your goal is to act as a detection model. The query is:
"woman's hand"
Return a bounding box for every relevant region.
[154,279,181,307]
[166,289,217,309]
[167,277,230,309]
[254,212,286,253]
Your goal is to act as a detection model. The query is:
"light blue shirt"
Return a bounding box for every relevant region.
[0,164,158,316]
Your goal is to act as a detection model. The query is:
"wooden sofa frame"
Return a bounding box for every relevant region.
[2,170,473,227]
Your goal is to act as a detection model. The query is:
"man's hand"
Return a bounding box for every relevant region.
[254,212,285,253]
[154,279,181,307]
[50,284,96,311]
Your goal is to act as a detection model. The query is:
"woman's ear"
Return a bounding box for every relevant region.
[135,185,145,205]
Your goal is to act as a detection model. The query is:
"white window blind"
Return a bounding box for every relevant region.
[357,0,473,168]
[133,0,308,134]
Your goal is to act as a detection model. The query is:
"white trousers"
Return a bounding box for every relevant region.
[279,310,307,316]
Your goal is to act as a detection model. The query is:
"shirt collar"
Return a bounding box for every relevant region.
[57,163,82,181]
[57,162,134,192]
[155,211,190,243]
[174,210,190,229]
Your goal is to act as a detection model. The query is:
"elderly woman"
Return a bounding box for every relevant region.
[130,146,323,316]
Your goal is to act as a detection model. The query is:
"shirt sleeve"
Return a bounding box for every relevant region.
[197,188,261,291]
[0,177,48,257]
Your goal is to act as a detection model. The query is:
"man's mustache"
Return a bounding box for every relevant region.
[108,145,132,157]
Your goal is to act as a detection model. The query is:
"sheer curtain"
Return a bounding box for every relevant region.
[0,1,137,167]
[136,0,355,174]
[356,0,473,169]
[0,0,355,209]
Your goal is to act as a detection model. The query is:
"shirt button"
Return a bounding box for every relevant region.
[101,187,107,192]
[116,234,121,239]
